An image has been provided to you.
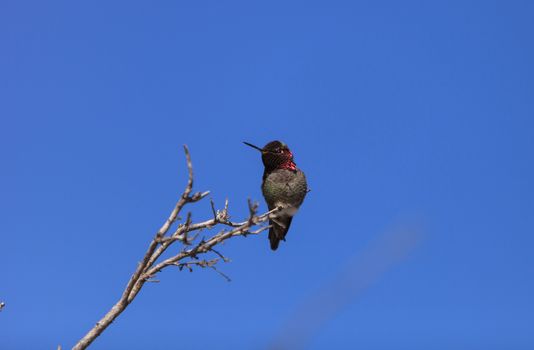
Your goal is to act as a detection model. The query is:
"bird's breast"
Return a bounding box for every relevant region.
[262,169,307,209]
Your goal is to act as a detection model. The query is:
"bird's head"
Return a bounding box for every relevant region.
[243,140,296,171]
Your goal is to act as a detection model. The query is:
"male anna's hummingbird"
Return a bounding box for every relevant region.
[244,140,308,250]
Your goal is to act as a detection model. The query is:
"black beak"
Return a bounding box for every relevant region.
[243,141,264,152]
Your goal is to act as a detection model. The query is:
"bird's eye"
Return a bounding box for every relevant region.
[276,148,282,153]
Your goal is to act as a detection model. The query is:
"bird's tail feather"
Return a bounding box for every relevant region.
[268,216,293,251]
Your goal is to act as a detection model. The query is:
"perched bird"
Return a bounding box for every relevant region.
[244,140,308,250]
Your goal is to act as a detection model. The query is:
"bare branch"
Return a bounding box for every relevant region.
[72,145,278,350]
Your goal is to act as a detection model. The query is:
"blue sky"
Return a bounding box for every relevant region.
[1,1,533,349]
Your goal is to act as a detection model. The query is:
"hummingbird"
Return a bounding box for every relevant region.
[244,140,308,250]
